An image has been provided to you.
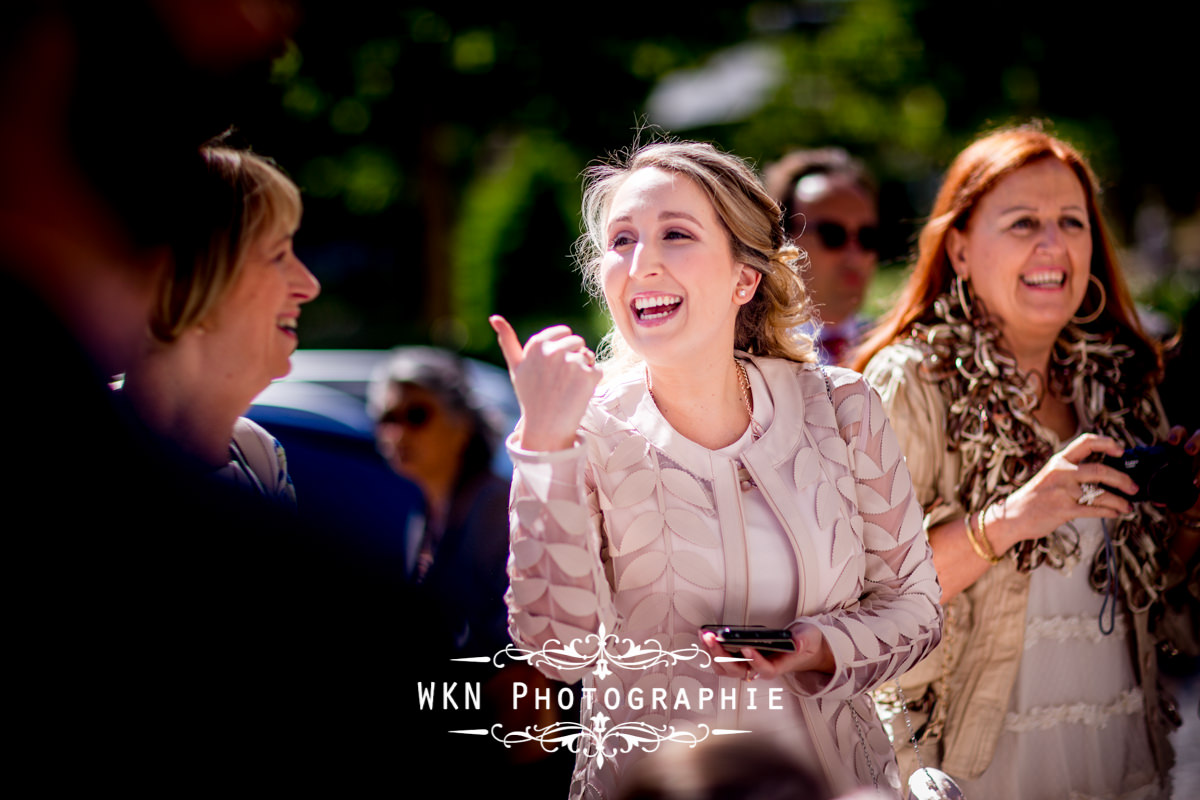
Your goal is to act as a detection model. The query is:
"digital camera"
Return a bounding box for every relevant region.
[1100,443,1199,513]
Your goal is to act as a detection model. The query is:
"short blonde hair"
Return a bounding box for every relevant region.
[151,145,302,342]
[577,140,816,374]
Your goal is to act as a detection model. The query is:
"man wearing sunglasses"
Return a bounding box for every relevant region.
[764,148,880,366]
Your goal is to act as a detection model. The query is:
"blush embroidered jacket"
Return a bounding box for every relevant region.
[505,355,943,799]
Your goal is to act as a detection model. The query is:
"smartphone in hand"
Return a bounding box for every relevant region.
[701,624,797,655]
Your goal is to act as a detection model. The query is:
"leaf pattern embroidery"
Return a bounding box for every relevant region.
[504,362,942,800]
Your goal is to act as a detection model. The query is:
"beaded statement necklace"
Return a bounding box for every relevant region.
[911,279,1176,611]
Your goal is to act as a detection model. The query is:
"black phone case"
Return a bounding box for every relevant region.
[701,624,797,653]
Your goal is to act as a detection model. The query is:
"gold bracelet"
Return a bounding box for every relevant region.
[976,503,1002,564]
[963,510,988,563]
[965,506,1001,565]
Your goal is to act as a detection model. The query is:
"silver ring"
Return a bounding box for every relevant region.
[1077,483,1103,506]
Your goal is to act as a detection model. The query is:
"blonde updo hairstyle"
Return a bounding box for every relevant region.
[577,140,816,375]
[150,144,302,343]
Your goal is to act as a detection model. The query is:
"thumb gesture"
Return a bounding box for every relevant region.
[490,315,601,451]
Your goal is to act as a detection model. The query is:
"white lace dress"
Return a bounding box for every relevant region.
[957,517,1164,800]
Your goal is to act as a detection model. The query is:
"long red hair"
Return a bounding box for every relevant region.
[851,123,1160,382]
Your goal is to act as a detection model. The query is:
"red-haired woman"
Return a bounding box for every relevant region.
[854,123,1199,798]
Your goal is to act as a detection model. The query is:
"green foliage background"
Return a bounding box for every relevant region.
[231,0,1200,362]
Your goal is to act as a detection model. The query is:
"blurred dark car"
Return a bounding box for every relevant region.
[247,350,518,568]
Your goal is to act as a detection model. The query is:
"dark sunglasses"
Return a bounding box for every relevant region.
[379,402,436,429]
[812,221,880,253]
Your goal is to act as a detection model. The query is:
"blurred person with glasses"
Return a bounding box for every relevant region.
[764,149,880,365]
[368,346,512,652]
[368,346,575,793]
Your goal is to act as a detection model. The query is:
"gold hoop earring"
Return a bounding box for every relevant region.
[1070,273,1107,326]
[955,274,974,318]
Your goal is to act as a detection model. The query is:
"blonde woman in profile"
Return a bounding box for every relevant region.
[490,140,942,799]
[122,142,319,502]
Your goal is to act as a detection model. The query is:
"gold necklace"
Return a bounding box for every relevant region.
[645,358,762,442]
[734,359,764,441]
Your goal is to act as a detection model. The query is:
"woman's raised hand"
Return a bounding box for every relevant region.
[491,315,601,452]
[991,433,1137,550]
